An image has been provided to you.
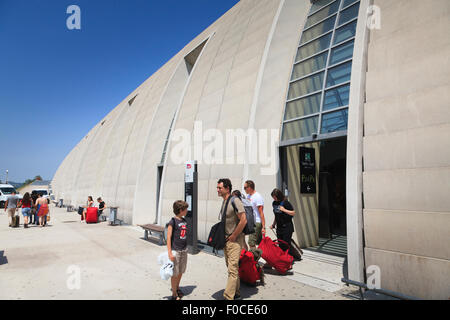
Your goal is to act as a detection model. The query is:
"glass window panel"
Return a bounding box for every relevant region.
[283,116,319,141]
[338,2,360,25]
[326,61,352,88]
[288,72,324,100]
[323,84,350,111]
[321,109,349,133]
[329,40,354,65]
[284,93,322,120]
[300,15,337,45]
[292,52,328,80]
[309,0,336,15]
[333,20,357,45]
[342,0,358,8]
[296,33,332,62]
[305,1,340,29]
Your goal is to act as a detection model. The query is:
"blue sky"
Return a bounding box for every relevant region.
[0,0,239,183]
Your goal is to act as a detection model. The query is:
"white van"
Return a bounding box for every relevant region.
[0,184,22,208]
[32,189,49,197]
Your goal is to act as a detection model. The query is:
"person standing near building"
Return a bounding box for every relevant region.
[231,190,250,251]
[244,180,266,250]
[217,178,247,300]
[166,200,189,300]
[4,190,19,227]
[21,192,32,229]
[31,192,39,225]
[36,193,49,227]
[270,188,296,256]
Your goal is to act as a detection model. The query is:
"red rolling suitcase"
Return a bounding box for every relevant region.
[86,207,98,224]
[258,236,293,274]
[239,249,263,286]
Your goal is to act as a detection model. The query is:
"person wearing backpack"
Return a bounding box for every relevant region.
[232,190,255,251]
[217,178,247,300]
[269,188,296,257]
[244,180,266,250]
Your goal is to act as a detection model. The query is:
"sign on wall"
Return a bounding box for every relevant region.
[184,160,197,215]
[300,147,316,194]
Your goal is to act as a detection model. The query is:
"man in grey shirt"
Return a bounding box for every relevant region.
[5,191,19,227]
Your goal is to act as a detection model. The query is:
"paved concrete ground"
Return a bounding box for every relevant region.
[0,206,354,300]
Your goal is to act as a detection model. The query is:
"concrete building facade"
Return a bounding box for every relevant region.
[52,0,450,299]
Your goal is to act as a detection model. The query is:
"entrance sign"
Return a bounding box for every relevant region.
[300,147,316,194]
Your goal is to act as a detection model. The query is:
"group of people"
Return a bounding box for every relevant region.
[231,180,296,255]
[5,180,295,300]
[166,178,296,301]
[5,192,108,227]
[4,191,50,228]
[79,196,107,223]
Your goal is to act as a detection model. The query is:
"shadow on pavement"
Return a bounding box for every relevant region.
[23,224,54,228]
[211,289,225,300]
[261,268,294,276]
[162,285,197,300]
[239,282,259,299]
[211,283,259,300]
[180,285,197,296]
[0,250,8,266]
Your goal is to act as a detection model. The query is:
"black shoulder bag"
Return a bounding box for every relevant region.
[207,196,232,253]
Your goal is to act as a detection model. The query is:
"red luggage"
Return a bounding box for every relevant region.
[239,249,263,286]
[86,207,98,224]
[258,236,293,274]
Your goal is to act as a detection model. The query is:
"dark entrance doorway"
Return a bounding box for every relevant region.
[156,164,164,222]
[318,137,347,238]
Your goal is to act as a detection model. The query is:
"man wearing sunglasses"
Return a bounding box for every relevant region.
[244,180,266,250]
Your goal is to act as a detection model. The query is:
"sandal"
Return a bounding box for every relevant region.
[170,295,181,300]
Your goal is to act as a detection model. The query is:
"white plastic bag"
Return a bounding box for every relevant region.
[160,262,174,280]
[158,251,176,281]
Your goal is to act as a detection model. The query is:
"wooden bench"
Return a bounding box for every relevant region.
[138,224,166,246]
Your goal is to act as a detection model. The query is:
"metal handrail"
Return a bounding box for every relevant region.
[341,278,421,300]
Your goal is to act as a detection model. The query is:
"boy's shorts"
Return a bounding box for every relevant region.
[173,249,188,276]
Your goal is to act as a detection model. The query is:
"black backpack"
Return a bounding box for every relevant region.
[231,196,256,235]
[207,196,232,253]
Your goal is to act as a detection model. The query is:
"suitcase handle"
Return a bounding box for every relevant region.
[269,228,291,250]
[273,238,290,250]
